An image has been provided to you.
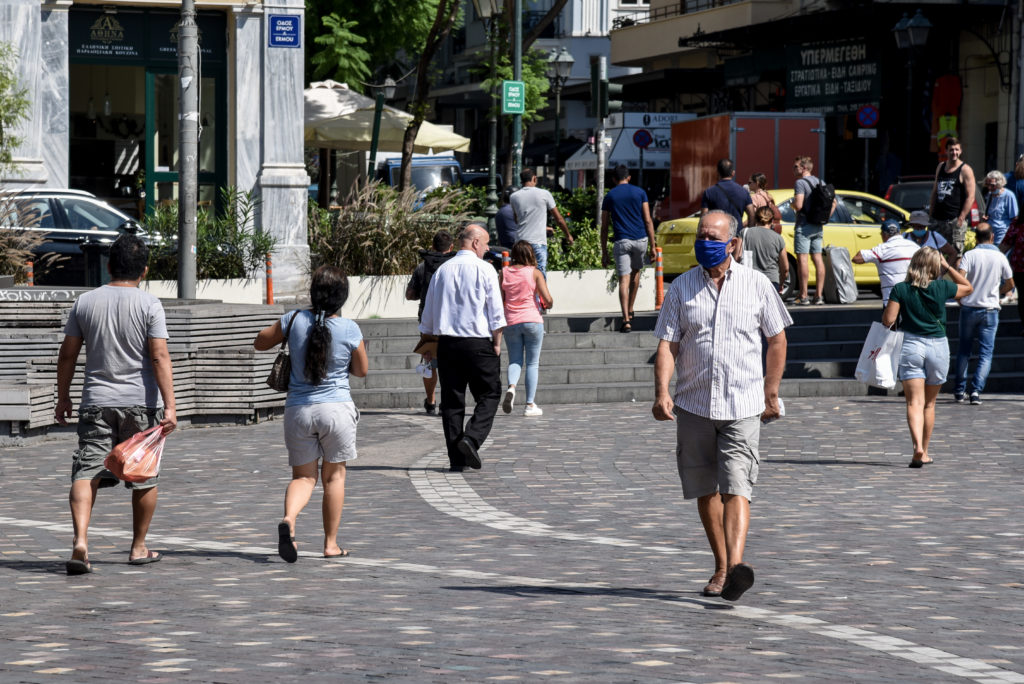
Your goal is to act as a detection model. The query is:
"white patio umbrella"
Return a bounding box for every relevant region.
[303,80,470,153]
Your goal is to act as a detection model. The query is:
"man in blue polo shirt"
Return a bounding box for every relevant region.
[701,158,755,228]
[601,165,657,332]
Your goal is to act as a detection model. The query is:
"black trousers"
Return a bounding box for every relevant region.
[437,335,501,468]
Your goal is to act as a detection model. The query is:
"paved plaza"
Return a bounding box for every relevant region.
[1,395,1023,683]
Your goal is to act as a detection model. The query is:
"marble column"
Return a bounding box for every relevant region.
[0,0,47,186]
[40,1,71,189]
[257,0,309,300]
[232,4,262,199]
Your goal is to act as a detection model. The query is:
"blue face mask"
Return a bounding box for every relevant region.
[912,228,927,237]
[693,238,731,269]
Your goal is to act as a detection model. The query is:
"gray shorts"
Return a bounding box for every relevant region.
[613,238,648,276]
[674,407,760,500]
[73,406,164,490]
[930,218,966,255]
[284,402,359,467]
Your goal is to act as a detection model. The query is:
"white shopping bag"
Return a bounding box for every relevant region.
[854,322,904,389]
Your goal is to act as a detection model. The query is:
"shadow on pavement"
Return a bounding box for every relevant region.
[764,458,899,467]
[442,584,736,610]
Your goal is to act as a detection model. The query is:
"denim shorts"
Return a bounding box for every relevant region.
[898,332,950,385]
[73,406,164,489]
[794,223,823,254]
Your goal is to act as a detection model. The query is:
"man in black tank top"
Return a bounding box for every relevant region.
[928,137,975,266]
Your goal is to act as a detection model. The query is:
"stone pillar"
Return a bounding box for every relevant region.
[257,1,309,300]
[40,1,71,189]
[0,0,47,186]
[232,4,262,197]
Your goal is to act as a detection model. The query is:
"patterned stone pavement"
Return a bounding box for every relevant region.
[1,395,1023,683]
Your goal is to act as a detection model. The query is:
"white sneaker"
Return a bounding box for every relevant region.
[523,403,543,417]
[502,386,516,414]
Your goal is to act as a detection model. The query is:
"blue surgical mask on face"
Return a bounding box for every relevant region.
[694,238,731,269]
[912,228,927,237]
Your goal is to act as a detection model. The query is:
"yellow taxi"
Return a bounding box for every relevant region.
[656,189,912,297]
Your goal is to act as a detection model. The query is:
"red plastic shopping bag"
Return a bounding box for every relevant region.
[104,425,166,483]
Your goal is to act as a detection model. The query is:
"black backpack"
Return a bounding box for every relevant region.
[803,178,835,225]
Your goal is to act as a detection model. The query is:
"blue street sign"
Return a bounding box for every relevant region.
[268,15,301,48]
[632,128,654,149]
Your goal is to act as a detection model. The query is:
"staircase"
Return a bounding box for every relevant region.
[350,303,1024,408]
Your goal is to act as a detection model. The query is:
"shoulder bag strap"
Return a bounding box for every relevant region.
[280,311,298,352]
[913,287,946,336]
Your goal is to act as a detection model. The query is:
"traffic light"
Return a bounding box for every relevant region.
[590,61,600,118]
[599,79,624,119]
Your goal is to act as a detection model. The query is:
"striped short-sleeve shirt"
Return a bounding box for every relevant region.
[653,260,793,420]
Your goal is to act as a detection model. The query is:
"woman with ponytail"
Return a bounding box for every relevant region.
[255,266,368,562]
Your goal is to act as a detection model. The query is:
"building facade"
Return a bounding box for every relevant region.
[1,0,309,297]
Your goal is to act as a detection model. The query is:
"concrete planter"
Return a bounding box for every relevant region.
[142,278,266,304]
[343,269,659,319]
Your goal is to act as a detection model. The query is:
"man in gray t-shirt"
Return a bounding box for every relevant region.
[510,168,573,274]
[55,234,177,575]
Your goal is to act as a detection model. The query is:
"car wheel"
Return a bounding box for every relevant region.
[779,255,797,301]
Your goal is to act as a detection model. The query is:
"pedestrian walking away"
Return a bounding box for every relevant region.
[54,234,177,575]
[739,206,788,293]
[953,226,1014,404]
[406,230,455,415]
[419,224,507,472]
[254,266,369,562]
[882,248,972,468]
[510,169,573,275]
[701,158,755,228]
[501,240,553,418]
[652,210,792,603]
[929,137,976,264]
[495,186,519,252]
[981,170,1018,245]
[852,218,920,305]
[791,155,836,305]
[601,164,657,332]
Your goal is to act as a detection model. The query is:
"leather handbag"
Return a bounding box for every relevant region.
[266,312,298,391]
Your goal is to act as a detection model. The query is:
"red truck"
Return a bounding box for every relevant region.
[667,112,826,219]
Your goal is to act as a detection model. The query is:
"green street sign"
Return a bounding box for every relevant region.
[502,80,525,115]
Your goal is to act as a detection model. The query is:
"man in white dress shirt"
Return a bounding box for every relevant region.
[419,224,507,471]
[852,218,920,305]
[652,210,792,602]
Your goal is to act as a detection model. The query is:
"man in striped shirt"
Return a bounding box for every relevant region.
[652,210,792,602]
[852,218,919,305]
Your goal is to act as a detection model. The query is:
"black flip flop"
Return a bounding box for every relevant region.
[619,321,632,333]
[277,521,298,563]
[65,559,92,575]
[721,563,755,601]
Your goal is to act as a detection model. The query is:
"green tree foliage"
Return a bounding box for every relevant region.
[477,48,551,126]
[305,0,441,88]
[0,42,30,177]
[310,15,371,85]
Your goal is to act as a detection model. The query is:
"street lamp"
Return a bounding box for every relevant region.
[367,76,397,180]
[891,9,931,171]
[546,46,575,188]
[473,0,502,234]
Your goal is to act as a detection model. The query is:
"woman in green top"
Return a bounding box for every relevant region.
[882,247,973,468]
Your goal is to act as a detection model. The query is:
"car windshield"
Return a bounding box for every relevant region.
[392,165,460,194]
[61,197,130,232]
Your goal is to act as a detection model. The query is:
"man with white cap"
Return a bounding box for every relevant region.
[904,209,957,260]
[853,217,920,305]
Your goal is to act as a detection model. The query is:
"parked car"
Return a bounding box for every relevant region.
[0,189,144,286]
[656,189,910,299]
[884,174,986,226]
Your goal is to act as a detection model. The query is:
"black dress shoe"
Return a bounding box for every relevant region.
[448,466,464,473]
[456,436,482,469]
[424,398,437,415]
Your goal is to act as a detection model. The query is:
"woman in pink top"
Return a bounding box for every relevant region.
[500,241,554,417]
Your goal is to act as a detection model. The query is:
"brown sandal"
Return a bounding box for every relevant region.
[702,571,727,597]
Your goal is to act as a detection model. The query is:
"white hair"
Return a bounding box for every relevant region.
[699,210,739,238]
[985,170,1007,188]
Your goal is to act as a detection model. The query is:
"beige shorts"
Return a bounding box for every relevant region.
[673,407,760,500]
[283,402,359,467]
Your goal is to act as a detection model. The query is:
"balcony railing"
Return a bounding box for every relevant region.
[611,0,744,30]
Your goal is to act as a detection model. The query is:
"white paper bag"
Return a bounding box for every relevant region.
[854,321,904,389]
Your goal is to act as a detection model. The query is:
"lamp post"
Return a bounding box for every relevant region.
[546,46,574,188]
[891,9,931,170]
[367,76,397,180]
[473,0,502,234]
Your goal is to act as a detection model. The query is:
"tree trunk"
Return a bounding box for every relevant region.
[398,0,460,192]
[522,0,570,51]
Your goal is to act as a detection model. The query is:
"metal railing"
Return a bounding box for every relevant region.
[611,0,745,30]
